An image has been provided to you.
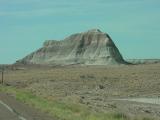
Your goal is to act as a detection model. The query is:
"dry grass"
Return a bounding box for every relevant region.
[0,85,155,120]
[1,63,160,119]
[4,64,160,97]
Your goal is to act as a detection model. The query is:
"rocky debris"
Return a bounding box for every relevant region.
[17,29,127,65]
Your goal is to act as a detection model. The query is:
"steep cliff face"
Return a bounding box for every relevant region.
[17,29,126,65]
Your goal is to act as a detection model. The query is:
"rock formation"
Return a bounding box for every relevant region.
[17,29,127,65]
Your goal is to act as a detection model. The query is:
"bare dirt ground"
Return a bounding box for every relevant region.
[2,63,160,119]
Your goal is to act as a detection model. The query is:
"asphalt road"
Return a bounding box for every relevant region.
[0,93,54,120]
[0,100,26,120]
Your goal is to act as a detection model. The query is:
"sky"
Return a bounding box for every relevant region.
[0,0,160,64]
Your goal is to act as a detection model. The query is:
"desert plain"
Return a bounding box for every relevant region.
[1,62,160,120]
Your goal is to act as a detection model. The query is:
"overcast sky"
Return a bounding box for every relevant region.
[0,0,160,64]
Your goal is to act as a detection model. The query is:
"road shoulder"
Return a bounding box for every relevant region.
[0,93,54,120]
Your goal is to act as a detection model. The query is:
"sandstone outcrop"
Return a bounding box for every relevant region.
[17,29,127,65]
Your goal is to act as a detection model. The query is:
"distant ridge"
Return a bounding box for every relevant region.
[17,29,127,65]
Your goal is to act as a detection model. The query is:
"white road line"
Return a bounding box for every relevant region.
[18,116,27,120]
[0,100,27,120]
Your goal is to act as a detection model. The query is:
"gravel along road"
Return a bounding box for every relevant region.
[115,98,160,105]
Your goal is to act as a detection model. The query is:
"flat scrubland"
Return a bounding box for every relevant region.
[1,63,160,120]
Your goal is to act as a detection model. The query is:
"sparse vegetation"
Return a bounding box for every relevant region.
[1,63,160,120]
[0,85,125,120]
[0,85,155,120]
